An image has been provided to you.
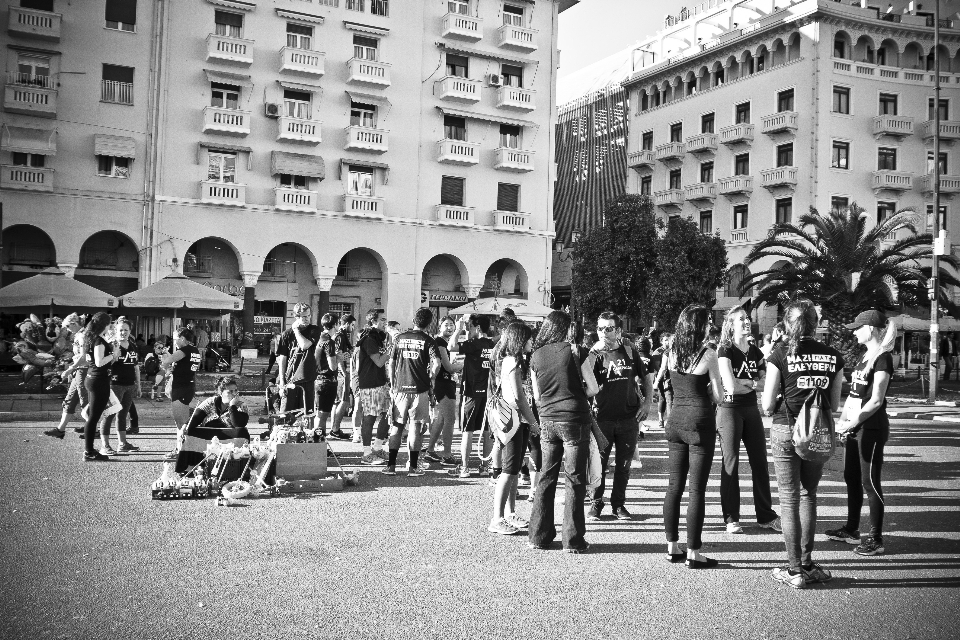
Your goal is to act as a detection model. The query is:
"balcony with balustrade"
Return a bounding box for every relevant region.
[437,76,483,103]
[873,115,913,139]
[343,194,385,217]
[260,259,290,281]
[347,58,391,87]
[496,86,535,111]
[730,229,748,243]
[203,106,251,135]
[685,133,718,155]
[3,73,57,117]
[206,33,254,65]
[8,6,61,40]
[919,174,960,195]
[277,116,321,144]
[653,189,684,208]
[920,120,960,142]
[493,210,530,231]
[274,187,317,213]
[718,175,753,196]
[719,123,754,146]
[655,142,685,162]
[442,13,483,41]
[497,24,537,51]
[436,205,476,226]
[0,165,53,192]
[627,150,655,170]
[760,111,799,135]
[279,47,325,77]
[101,80,133,105]
[201,181,245,205]
[344,126,388,153]
[494,148,534,172]
[760,167,798,190]
[437,139,480,165]
[872,170,913,194]
[685,182,717,202]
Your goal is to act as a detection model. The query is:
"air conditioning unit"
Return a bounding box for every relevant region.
[264,103,281,118]
[486,73,503,87]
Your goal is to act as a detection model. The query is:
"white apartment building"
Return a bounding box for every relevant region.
[2,0,577,342]
[622,0,960,330]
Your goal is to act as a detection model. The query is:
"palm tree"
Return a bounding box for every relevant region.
[739,204,960,356]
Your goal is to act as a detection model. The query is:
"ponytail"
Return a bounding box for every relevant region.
[782,299,819,356]
[865,319,896,372]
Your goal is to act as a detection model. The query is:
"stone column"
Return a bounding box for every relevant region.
[315,275,335,319]
[59,262,78,279]
[240,271,260,348]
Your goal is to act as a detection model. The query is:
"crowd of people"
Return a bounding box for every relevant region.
[34,297,895,589]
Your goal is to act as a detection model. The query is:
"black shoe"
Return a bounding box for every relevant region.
[42,428,65,440]
[423,450,442,463]
[686,556,719,569]
[125,426,139,435]
[527,541,555,551]
[83,451,110,462]
[73,426,85,433]
[564,542,590,554]
[328,430,350,440]
[587,502,603,521]
[667,552,686,563]
[613,506,632,521]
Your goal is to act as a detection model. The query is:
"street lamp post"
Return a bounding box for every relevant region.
[930,1,943,402]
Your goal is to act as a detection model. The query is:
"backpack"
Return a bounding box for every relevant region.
[788,387,836,463]
[143,353,160,376]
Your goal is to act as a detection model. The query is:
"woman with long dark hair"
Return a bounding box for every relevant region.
[716,305,780,534]
[763,299,845,588]
[662,304,723,568]
[528,310,599,553]
[162,327,200,460]
[80,312,115,461]
[488,321,538,536]
[98,317,141,455]
[828,310,896,557]
[651,332,673,429]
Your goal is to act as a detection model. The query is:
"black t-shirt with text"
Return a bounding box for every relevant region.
[392,329,439,394]
[593,343,647,421]
[111,341,140,386]
[766,338,845,423]
[172,345,201,388]
[277,324,321,384]
[848,352,893,433]
[433,336,456,399]
[357,328,388,389]
[461,337,496,397]
[718,342,765,407]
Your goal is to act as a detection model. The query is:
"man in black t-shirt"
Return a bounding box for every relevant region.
[356,310,393,466]
[386,307,441,476]
[276,303,321,416]
[447,314,495,477]
[315,313,342,439]
[329,314,357,436]
[424,316,458,465]
[587,312,652,521]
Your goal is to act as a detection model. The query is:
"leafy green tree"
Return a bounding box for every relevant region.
[648,215,728,328]
[740,204,960,358]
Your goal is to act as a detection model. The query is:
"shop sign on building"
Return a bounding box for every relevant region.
[253,315,283,342]
[426,291,467,306]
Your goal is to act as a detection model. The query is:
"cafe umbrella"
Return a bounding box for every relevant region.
[0,267,118,315]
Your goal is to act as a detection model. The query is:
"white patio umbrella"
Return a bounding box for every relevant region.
[120,272,242,315]
[447,296,554,319]
[0,267,118,314]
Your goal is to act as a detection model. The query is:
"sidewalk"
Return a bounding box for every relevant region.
[0,393,268,423]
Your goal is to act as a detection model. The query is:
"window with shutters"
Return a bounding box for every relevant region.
[449,0,471,15]
[283,89,312,120]
[776,143,793,167]
[831,141,849,170]
[351,102,377,128]
[877,201,895,226]
[670,122,683,142]
[211,83,240,110]
[700,161,714,183]
[668,169,682,190]
[701,112,715,134]
[105,0,137,32]
[500,124,521,149]
[734,152,749,176]
[287,23,313,50]
[877,147,897,171]
[497,183,520,212]
[832,86,850,114]
[214,10,243,38]
[354,35,379,61]
[503,4,525,26]
[640,175,651,195]
[733,204,748,230]
[775,198,792,224]
[371,0,389,17]
[446,54,468,78]
[348,166,374,196]
[440,176,465,206]
[879,93,898,116]
[102,64,134,104]
[345,0,365,12]
[777,88,794,112]
[15,54,51,87]
[444,115,466,141]
[735,101,750,124]
[699,211,713,234]
[929,98,949,121]
[641,131,653,151]
[279,174,309,189]
[97,156,130,178]
[502,64,523,88]
[207,152,237,183]
[12,153,45,168]
[928,151,948,175]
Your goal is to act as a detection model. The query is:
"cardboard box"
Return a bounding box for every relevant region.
[275,442,327,480]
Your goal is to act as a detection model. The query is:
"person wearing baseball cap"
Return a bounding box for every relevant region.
[828,309,896,557]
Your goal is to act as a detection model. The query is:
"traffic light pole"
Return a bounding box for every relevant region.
[930,3,942,402]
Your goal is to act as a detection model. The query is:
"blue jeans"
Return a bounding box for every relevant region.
[771,427,824,571]
[529,420,590,550]
[590,417,639,510]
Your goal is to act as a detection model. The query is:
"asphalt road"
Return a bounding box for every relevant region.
[1,416,958,640]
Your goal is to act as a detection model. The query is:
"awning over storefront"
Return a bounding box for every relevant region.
[271,151,325,179]
[0,125,57,155]
[94,134,136,158]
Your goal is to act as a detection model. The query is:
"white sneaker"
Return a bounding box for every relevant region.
[488,517,520,536]
[726,521,744,534]
[351,432,362,443]
[360,452,386,466]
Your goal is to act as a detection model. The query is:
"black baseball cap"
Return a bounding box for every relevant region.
[845,310,887,329]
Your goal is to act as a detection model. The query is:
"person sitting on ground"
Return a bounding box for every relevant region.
[175,375,250,473]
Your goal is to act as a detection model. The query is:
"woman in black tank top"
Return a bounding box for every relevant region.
[662,304,724,568]
[80,313,116,462]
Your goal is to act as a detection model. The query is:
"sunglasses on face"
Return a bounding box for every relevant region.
[598,326,617,333]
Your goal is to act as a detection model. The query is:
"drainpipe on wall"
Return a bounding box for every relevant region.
[142,0,169,287]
